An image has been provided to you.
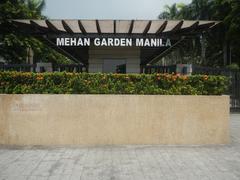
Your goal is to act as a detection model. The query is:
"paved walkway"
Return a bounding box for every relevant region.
[0,114,240,180]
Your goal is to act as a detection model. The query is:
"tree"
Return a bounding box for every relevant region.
[159,3,180,20]
[0,0,71,64]
[25,0,46,17]
[158,0,240,67]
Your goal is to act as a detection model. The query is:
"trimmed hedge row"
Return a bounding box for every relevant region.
[0,72,229,95]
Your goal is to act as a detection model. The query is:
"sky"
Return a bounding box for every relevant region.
[43,0,192,20]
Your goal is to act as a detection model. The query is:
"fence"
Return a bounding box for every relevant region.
[0,64,36,72]
[52,64,87,73]
[141,65,176,74]
[0,64,87,73]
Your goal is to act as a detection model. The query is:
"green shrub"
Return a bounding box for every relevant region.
[226,63,240,71]
[0,72,229,95]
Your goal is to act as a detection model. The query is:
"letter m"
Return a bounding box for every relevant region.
[56,38,65,46]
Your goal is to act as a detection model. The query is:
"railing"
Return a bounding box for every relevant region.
[230,72,240,112]
[0,64,87,73]
[141,65,176,74]
[192,65,231,75]
[52,64,87,73]
[0,64,36,72]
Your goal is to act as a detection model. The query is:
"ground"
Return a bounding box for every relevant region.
[0,114,239,180]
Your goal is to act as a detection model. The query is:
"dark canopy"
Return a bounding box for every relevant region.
[8,19,221,65]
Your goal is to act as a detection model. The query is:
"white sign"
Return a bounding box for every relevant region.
[56,38,172,47]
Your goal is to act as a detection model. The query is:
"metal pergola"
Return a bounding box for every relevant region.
[8,19,221,65]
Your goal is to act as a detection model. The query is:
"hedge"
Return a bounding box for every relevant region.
[0,72,229,95]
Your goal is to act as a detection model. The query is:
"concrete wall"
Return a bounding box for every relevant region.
[88,46,140,73]
[0,95,230,146]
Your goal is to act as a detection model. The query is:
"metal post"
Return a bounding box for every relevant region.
[223,40,231,66]
[200,34,206,65]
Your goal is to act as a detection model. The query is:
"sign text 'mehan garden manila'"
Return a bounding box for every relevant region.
[56,37,172,47]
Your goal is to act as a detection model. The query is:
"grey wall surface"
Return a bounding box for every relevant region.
[88,46,140,73]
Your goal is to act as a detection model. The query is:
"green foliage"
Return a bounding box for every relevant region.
[226,63,239,70]
[158,0,240,67]
[0,0,42,20]
[0,72,229,95]
[159,3,179,19]
[0,0,71,64]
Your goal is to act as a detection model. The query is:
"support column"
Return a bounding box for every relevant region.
[200,34,206,65]
[26,47,34,64]
[223,40,231,66]
[26,47,34,72]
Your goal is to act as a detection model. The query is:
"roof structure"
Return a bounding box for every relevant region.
[7,19,221,65]
[10,19,219,36]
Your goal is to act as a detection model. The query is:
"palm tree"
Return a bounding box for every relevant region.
[25,0,45,18]
[188,0,212,20]
[159,4,179,20]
